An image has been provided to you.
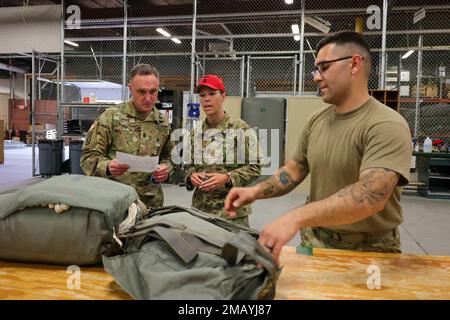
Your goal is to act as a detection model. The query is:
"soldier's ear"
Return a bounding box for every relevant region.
[128,83,132,91]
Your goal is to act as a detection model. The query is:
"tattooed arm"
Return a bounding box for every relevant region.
[256,160,308,198]
[224,160,308,217]
[257,168,400,263]
[292,168,399,227]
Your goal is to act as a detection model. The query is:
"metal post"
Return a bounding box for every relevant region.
[9,67,13,100]
[414,34,423,139]
[60,0,65,110]
[240,56,245,97]
[397,53,402,92]
[56,59,61,140]
[122,0,128,101]
[246,56,251,97]
[38,58,41,100]
[293,55,298,96]
[189,0,198,104]
[195,57,200,85]
[379,0,388,89]
[298,0,305,95]
[31,51,36,177]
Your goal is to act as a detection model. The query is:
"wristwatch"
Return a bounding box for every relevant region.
[225,173,233,188]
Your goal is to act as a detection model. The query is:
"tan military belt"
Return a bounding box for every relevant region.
[314,227,397,243]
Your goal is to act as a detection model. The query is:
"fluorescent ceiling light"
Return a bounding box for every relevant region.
[171,38,181,44]
[64,40,79,47]
[156,28,171,37]
[401,50,415,59]
[292,24,300,41]
[285,0,294,4]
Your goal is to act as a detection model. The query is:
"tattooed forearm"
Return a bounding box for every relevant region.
[262,181,275,196]
[279,170,290,185]
[258,163,308,199]
[337,168,399,208]
[286,168,400,229]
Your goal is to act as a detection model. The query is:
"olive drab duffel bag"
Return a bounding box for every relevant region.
[102,205,281,300]
[0,175,146,265]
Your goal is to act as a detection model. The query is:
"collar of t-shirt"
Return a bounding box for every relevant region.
[333,96,373,120]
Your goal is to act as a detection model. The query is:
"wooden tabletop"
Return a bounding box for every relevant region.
[276,247,450,300]
[1,247,450,300]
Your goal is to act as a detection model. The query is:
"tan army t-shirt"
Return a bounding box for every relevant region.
[292,97,412,233]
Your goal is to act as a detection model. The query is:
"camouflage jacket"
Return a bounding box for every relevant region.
[80,99,174,208]
[184,112,262,219]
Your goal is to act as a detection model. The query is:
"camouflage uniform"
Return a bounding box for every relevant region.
[184,113,262,226]
[300,227,401,253]
[80,99,174,209]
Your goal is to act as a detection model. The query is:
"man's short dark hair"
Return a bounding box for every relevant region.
[130,64,160,81]
[316,31,372,73]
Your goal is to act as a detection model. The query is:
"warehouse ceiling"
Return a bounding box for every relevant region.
[0,0,449,72]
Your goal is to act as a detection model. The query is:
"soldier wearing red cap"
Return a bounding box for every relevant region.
[184,75,262,226]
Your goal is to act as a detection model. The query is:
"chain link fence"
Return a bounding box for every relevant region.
[385,0,450,143]
[1,0,440,145]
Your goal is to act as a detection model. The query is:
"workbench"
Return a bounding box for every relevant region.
[414,152,450,199]
[1,247,450,300]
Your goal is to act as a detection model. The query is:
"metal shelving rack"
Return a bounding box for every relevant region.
[58,102,118,139]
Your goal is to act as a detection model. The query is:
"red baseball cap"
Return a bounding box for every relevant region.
[194,75,226,93]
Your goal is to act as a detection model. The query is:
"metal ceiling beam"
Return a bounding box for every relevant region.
[65,29,450,42]
[0,63,27,73]
[67,4,449,27]
[61,45,450,59]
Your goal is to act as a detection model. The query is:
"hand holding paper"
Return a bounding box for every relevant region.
[152,164,170,182]
[115,151,159,173]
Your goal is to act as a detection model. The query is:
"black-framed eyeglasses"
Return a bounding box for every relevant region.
[311,55,362,77]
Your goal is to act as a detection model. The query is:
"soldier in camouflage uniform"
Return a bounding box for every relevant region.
[184,75,261,226]
[80,64,174,209]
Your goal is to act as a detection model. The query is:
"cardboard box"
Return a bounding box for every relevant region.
[0,119,4,165]
[45,123,56,130]
[28,124,46,132]
[411,85,438,98]
[425,85,438,98]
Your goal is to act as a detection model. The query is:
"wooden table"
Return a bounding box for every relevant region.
[1,247,450,300]
[276,247,450,300]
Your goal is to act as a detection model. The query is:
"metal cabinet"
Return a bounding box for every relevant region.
[242,97,286,177]
[416,152,450,199]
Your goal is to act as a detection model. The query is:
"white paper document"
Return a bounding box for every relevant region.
[116,152,159,173]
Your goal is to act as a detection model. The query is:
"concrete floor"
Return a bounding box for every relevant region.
[1,146,449,256]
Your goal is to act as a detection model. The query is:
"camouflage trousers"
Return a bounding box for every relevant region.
[140,188,164,210]
[230,216,249,227]
[300,226,401,253]
[191,204,250,227]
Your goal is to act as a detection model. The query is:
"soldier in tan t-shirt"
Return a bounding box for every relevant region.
[224,31,412,264]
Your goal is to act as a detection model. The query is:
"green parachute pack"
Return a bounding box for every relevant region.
[103,205,281,300]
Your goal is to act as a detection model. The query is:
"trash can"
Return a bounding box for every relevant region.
[38,140,64,176]
[69,140,85,175]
